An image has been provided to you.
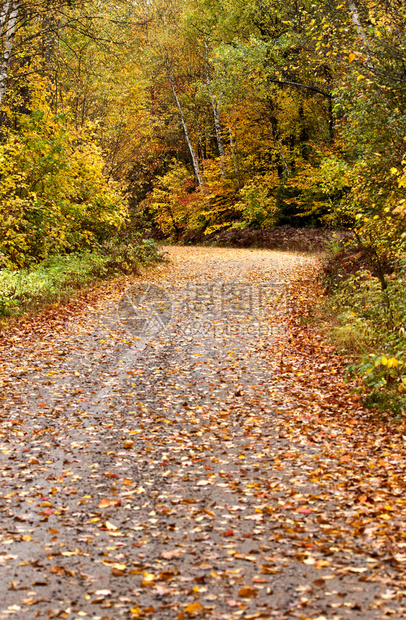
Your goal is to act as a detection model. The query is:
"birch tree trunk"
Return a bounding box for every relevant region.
[346,0,374,68]
[166,56,205,188]
[0,0,11,33]
[210,94,225,159]
[0,0,20,106]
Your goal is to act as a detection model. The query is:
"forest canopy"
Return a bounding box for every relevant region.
[1,0,406,263]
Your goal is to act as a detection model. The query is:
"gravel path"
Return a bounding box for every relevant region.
[0,247,404,619]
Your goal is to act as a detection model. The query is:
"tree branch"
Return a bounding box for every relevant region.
[268,78,332,98]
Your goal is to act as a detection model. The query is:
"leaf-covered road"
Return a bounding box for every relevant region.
[1,247,406,619]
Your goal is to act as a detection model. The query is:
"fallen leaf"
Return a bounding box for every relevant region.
[238,586,257,598]
[161,549,184,559]
[184,602,205,615]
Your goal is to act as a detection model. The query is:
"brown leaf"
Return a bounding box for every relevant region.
[161,549,183,560]
[238,586,257,598]
[261,565,281,575]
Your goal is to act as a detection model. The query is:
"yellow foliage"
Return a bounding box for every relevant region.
[0,80,127,268]
[146,159,241,239]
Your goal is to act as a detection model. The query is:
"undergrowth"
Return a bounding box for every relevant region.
[320,247,406,420]
[0,236,161,322]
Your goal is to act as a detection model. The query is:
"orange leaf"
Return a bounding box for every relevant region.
[296,507,312,514]
[238,586,257,598]
[184,602,204,615]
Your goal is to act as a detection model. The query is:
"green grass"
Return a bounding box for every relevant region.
[0,237,162,320]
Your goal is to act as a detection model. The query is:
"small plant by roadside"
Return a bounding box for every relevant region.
[0,236,162,322]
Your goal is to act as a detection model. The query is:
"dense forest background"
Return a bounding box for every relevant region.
[1,0,405,264]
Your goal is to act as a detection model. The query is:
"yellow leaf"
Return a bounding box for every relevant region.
[357,74,365,81]
[111,563,126,571]
[316,560,331,568]
[105,521,118,531]
[348,52,356,62]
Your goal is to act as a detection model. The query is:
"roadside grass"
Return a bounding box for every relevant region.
[314,304,375,357]
[0,237,163,325]
[317,248,406,421]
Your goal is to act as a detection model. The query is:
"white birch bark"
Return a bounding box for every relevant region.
[0,0,20,106]
[210,94,225,160]
[0,0,11,34]
[346,0,374,68]
[166,56,205,188]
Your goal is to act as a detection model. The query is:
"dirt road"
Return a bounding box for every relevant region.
[0,247,405,619]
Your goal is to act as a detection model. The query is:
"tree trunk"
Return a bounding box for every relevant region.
[203,41,225,170]
[166,56,205,188]
[228,126,242,188]
[0,0,11,33]
[194,109,205,160]
[42,11,57,79]
[209,86,225,165]
[0,0,20,106]
[298,101,309,160]
[346,0,374,68]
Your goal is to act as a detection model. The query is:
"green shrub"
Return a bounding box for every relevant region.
[0,238,162,319]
